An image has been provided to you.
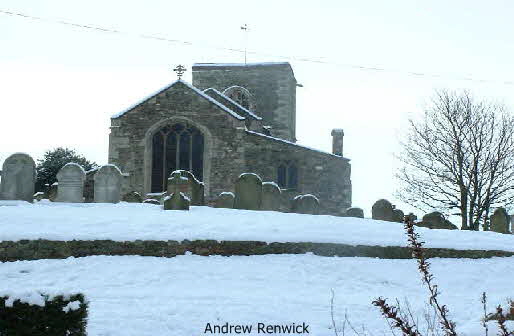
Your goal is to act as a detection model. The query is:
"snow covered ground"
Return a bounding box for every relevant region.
[1,201,513,251]
[1,254,512,335]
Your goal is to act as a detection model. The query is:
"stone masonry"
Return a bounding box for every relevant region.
[108,62,352,216]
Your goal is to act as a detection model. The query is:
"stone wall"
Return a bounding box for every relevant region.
[192,63,297,141]
[1,239,512,262]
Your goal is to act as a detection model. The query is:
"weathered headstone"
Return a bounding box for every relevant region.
[167,171,191,197]
[163,192,190,210]
[345,207,364,218]
[56,163,86,203]
[215,192,235,209]
[291,194,320,215]
[48,182,58,202]
[83,168,98,203]
[392,208,405,223]
[261,182,281,211]
[490,207,510,234]
[33,192,46,202]
[405,212,418,222]
[122,191,143,203]
[418,212,457,230]
[234,173,262,210]
[145,192,166,203]
[94,164,123,203]
[143,199,160,205]
[371,199,394,222]
[0,153,36,202]
[175,170,205,206]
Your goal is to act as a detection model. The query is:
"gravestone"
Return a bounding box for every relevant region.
[175,170,205,206]
[56,163,86,203]
[94,164,123,203]
[291,194,320,215]
[215,192,235,209]
[392,208,404,223]
[143,199,160,205]
[163,192,190,210]
[48,182,58,202]
[371,199,394,222]
[345,207,364,218]
[33,192,46,202]
[0,153,36,202]
[122,191,143,203]
[418,212,457,230]
[234,173,262,210]
[83,168,98,202]
[405,213,418,222]
[261,182,281,211]
[167,171,190,197]
[490,207,510,234]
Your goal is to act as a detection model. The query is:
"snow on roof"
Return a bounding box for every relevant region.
[245,130,350,160]
[203,88,261,120]
[112,80,245,121]
[193,62,291,67]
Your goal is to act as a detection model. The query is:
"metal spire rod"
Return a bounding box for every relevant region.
[241,24,249,64]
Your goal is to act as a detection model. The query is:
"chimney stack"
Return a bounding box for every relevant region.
[331,129,344,156]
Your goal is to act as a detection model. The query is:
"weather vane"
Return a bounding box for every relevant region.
[173,65,186,80]
[240,24,249,64]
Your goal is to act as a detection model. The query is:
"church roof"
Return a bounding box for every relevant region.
[112,80,245,120]
[193,62,291,68]
[245,130,350,161]
[192,62,296,81]
[203,88,262,121]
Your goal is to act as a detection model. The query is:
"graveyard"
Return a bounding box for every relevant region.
[1,155,514,334]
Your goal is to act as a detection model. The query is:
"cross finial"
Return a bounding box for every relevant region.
[173,65,186,80]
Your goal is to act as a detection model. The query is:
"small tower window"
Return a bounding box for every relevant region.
[277,161,298,189]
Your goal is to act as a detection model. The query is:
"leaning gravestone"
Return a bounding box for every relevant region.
[122,191,143,203]
[234,173,262,210]
[490,207,510,234]
[56,163,86,203]
[371,199,394,222]
[0,153,36,202]
[163,192,190,210]
[176,170,205,206]
[215,192,235,209]
[392,208,405,223]
[261,182,281,211]
[33,192,46,202]
[419,212,457,230]
[143,199,160,205]
[94,164,123,203]
[291,194,320,215]
[345,207,364,218]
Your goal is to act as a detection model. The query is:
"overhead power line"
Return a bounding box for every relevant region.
[1,8,514,86]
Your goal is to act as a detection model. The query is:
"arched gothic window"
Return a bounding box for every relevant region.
[223,86,255,111]
[277,161,298,190]
[151,123,204,192]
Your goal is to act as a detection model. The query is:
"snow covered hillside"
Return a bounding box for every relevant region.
[2,254,513,335]
[1,201,513,252]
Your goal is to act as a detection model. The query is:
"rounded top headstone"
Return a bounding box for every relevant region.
[57,163,86,180]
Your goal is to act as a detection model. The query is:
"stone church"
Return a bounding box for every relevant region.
[108,62,352,215]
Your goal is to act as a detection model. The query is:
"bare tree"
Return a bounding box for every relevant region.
[397,90,514,230]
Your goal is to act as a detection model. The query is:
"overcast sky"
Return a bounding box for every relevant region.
[2,0,514,218]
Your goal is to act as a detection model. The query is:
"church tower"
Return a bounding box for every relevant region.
[192,62,297,142]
